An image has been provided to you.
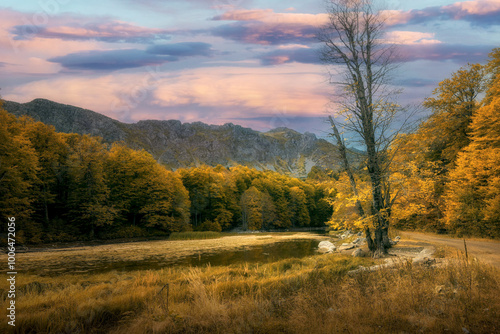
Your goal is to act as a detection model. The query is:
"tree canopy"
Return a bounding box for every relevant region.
[0,108,332,243]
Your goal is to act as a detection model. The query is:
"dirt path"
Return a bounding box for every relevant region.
[402,232,500,268]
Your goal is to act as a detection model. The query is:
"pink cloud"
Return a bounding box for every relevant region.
[214,8,328,26]
[12,21,170,43]
[394,43,492,63]
[213,9,274,21]
[385,31,442,45]
[3,74,131,114]
[0,9,108,74]
[3,63,331,123]
[152,64,329,117]
[380,10,416,26]
[211,10,328,45]
[381,0,500,26]
[445,0,500,16]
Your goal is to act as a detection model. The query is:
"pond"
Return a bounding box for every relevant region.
[33,239,321,276]
[120,239,319,271]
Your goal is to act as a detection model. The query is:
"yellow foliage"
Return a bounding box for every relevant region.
[327,172,373,230]
[443,50,500,237]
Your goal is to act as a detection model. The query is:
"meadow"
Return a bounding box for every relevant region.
[1,233,499,333]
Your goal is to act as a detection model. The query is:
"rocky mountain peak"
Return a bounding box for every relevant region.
[3,98,350,177]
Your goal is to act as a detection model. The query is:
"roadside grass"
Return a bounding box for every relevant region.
[400,229,500,242]
[2,250,499,333]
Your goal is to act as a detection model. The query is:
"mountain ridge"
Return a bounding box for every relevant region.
[2,98,351,176]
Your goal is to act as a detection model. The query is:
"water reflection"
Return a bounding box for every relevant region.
[167,239,318,267]
[36,239,320,276]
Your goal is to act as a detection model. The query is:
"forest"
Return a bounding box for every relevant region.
[0,112,332,243]
[330,48,500,239]
[1,48,499,244]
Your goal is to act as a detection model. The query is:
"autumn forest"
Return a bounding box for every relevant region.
[0,112,333,243]
[0,49,499,244]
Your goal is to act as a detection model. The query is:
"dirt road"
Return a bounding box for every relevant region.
[402,232,500,268]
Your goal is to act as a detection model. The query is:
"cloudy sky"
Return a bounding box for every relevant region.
[0,0,499,136]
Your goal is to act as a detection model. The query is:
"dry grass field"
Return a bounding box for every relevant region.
[1,233,499,333]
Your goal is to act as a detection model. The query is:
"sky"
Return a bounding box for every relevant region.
[0,0,499,137]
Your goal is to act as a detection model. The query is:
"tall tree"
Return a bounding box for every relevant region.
[65,135,116,238]
[289,186,310,227]
[140,168,191,233]
[23,121,67,226]
[240,186,264,230]
[0,105,39,240]
[319,0,407,254]
[421,63,486,167]
[389,63,487,233]
[443,48,500,237]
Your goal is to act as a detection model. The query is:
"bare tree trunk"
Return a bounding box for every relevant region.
[367,136,389,254]
[320,0,403,256]
[328,116,377,251]
[328,116,365,217]
[365,227,376,252]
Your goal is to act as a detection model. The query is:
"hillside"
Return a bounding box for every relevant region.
[3,98,356,176]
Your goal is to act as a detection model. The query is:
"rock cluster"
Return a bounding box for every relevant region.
[318,230,401,257]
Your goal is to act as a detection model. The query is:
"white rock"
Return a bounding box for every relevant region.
[318,241,336,253]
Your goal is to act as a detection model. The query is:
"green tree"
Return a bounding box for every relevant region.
[252,175,291,229]
[178,165,240,230]
[178,166,211,227]
[106,144,159,226]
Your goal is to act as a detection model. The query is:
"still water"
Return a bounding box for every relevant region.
[116,239,320,272]
[35,239,320,276]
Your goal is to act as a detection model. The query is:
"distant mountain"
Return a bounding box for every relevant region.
[3,98,356,177]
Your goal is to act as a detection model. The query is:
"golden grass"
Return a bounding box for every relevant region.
[168,232,222,240]
[1,249,499,334]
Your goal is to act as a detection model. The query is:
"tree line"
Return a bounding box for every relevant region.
[0,109,332,243]
[391,48,500,238]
